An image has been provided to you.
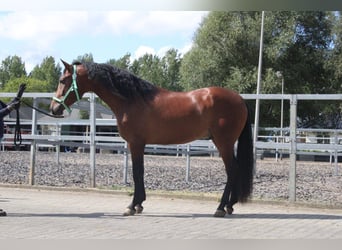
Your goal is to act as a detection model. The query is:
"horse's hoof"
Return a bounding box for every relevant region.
[135,204,144,214]
[225,206,234,215]
[123,208,136,216]
[213,209,226,218]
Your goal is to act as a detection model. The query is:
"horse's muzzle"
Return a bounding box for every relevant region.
[50,103,64,116]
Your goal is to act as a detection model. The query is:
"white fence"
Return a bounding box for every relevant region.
[1,92,341,202]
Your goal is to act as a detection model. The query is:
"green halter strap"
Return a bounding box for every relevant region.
[53,65,80,113]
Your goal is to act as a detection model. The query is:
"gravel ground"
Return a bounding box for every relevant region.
[0,151,341,207]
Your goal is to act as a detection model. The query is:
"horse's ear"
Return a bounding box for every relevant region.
[60,59,72,71]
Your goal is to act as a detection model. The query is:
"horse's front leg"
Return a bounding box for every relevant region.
[123,143,146,216]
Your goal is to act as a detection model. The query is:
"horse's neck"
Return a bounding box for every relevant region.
[94,89,127,119]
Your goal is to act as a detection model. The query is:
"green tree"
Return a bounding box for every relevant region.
[0,55,26,88]
[76,53,94,63]
[278,12,335,128]
[3,77,50,93]
[180,47,210,90]
[180,12,262,91]
[277,12,333,94]
[1,77,49,106]
[327,12,342,91]
[129,50,183,91]
[132,53,165,87]
[161,49,182,91]
[317,11,342,128]
[29,56,62,92]
[107,53,131,70]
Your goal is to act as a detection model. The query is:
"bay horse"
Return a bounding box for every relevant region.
[50,60,254,217]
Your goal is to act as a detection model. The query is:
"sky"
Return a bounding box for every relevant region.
[0,11,208,73]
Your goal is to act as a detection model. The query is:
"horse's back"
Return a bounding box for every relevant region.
[205,87,245,106]
[156,86,247,124]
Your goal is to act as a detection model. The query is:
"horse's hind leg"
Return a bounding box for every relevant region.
[225,156,239,215]
[214,156,237,217]
[214,177,231,217]
[212,137,236,217]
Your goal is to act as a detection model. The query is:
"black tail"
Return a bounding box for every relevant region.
[236,105,254,202]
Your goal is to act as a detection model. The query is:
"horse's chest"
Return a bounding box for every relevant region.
[116,114,146,140]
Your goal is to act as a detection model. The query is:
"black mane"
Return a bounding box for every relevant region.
[74,61,158,101]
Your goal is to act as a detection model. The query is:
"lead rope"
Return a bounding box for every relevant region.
[21,100,64,118]
[13,107,22,149]
[13,84,26,149]
[13,100,64,149]
[12,83,65,148]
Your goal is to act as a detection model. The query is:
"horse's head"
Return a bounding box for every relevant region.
[50,59,87,115]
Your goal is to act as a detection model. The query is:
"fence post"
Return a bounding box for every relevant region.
[29,97,38,185]
[89,93,96,188]
[334,130,339,176]
[289,95,297,202]
[56,123,61,164]
[123,141,129,184]
[186,144,191,182]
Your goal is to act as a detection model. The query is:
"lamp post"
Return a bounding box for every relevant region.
[253,11,265,171]
[276,71,284,160]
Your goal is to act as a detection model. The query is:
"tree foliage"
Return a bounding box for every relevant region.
[5,76,47,91]
[76,53,94,63]
[107,49,183,91]
[107,53,131,70]
[0,55,26,88]
[1,77,49,103]
[29,56,62,92]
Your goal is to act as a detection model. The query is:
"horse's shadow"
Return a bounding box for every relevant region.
[8,212,342,220]
[8,212,123,219]
[143,213,342,220]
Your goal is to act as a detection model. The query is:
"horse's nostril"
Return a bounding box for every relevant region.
[50,104,64,115]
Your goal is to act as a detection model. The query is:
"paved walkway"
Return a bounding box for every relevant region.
[0,186,341,239]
